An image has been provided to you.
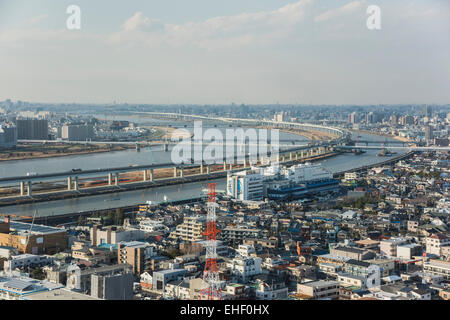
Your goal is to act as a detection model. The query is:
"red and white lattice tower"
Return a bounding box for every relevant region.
[199,183,222,300]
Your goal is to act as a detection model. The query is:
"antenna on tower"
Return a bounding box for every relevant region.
[199,183,222,300]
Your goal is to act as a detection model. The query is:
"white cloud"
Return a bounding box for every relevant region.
[314,1,364,22]
[111,0,314,50]
[123,12,152,31]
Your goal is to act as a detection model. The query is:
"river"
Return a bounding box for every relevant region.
[0,122,405,217]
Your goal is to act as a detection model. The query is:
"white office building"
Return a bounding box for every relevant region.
[227,169,263,201]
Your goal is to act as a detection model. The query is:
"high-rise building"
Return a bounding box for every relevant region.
[16,119,48,140]
[0,123,17,148]
[424,125,433,141]
[273,112,285,123]
[348,112,358,124]
[391,114,398,126]
[398,115,414,126]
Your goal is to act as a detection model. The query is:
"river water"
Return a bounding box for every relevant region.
[0,120,405,217]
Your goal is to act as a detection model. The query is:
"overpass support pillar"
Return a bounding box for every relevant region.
[27,181,32,196]
[149,169,154,182]
[115,173,119,186]
[207,165,211,174]
[200,164,204,174]
[73,177,79,191]
[67,177,72,191]
[143,170,148,182]
[223,161,227,171]
[180,168,184,178]
[173,167,177,178]
[108,173,113,185]
[229,163,233,171]
[20,182,25,196]
[290,152,293,160]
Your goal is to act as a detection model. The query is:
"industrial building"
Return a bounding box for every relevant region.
[0,271,64,300]
[0,218,67,255]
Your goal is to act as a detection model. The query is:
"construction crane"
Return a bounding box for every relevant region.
[25,209,38,252]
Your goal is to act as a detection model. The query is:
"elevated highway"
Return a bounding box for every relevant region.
[0,113,354,202]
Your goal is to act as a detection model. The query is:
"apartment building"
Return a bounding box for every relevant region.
[169,216,205,242]
[330,246,375,261]
[397,244,423,260]
[227,256,262,281]
[117,241,155,275]
[297,280,339,300]
[220,227,262,244]
[242,237,278,249]
[3,254,53,272]
[425,234,450,256]
[254,274,288,300]
[91,272,134,300]
[16,119,48,140]
[423,259,450,280]
[379,238,408,257]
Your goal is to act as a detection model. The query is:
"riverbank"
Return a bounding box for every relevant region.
[0,143,133,162]
[350,129,413,143]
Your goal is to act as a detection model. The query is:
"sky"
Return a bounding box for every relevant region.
[0,0,449,105]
